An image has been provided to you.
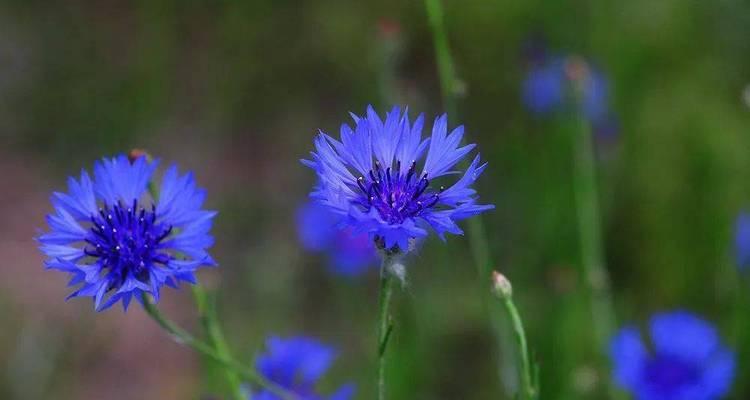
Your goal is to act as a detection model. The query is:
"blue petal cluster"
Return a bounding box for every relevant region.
[38,155,216,311]
[521,59,566,115]
[735,212,750,269]
[610,311,735,400]
[304,106,494,252]
[522,55,618,136]
[254,336,355,400]
[297,201,378,277]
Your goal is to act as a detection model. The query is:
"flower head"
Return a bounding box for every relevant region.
[303,106,493,252]
[522,54,617,137]
[38,154,216,311]
[735,212,750,269]
[521,59,565,115]
[297,201,377,277]
[254,336,355,400]
[610,311,735,400]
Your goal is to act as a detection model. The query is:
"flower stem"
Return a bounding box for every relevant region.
[140,294,298,400]
[423,0,517,397]
[424,0,457,117]
[497,290,536,399]
[571,115,621,398]
[192,286,245,400]
[491,272,537,399]
[377,253,396,400]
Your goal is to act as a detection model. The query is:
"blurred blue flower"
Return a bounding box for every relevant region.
[38,154,216,311]
[304,105,493,252]
[521,59,565,115]
[296,201,378,277]
[610,311,735,400]
[735,212,750,269]
[521,55,617,136]
[581,68,611,124]
[254,336,355,400]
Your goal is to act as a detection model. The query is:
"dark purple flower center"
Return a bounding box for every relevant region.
[356,160,442,224]
[643,354,699,395]
[84,199,172,289]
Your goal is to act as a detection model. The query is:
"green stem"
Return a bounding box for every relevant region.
[424,0,493,285]
[377,253,396,400]
[140,294,298,400]
[423,1,516,397]
[424,0,457,117]
[499,295,535,400]
[192,286,245,400]
[571,115,621,398]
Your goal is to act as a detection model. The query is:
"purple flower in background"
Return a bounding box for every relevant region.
[735,212,750,269]
[521,59,565,115]
[38,154,216,311]
[580,68,611,124]
[303,106,493,252]
[610,311,735,400]
[254,336,355,400]
[297,202,378,277]
[521,54,617,137]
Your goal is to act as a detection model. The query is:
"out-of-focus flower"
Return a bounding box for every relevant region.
[735,212,750,269]
[522,59,565,115]
[376,18,401,41]
[254,336,355,400]
[296,201,378,277]
[38,155,216,311]
[610,311,735,400]
[522,54,618,137]
[303,105,493,252]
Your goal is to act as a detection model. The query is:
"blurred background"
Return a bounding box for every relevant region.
[1,1,750,399]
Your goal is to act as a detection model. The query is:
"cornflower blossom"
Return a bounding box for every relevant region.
[38,155,216,311]
[522,54,618,137]
[297,201,377,277]
[610,311,735,400]
[254,336,355,400]
[735,212,750,269]
[304,106,493,252]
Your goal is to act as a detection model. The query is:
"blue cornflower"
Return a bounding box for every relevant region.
[297,201,378,277]
[610,311,735,400]
[521,59,565,115]
[522,55,617,136]
[38,154,216,311]
[735,212,750,269]
[303,106,494,252]
[254,336,355,400]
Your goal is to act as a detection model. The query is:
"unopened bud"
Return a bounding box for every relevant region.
[377,18,401,40]
[491,271,513,299]
[128,148,154,163]
[564,55,589,84]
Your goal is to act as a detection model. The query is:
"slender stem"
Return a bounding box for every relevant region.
[571,115,621,398]
[423,1,517,397]
[424,0,457,117]
[141,155,250,398]
[500,295,535,400]
[140,294,298,400]
[377,253,396,400]
[424,0,493,288]
[192,286,245,400]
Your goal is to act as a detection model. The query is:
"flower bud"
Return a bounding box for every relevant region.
[128,148,151,163]
[491,270,513,299]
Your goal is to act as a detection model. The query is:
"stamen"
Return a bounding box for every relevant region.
[357,160,441,223]
[357,176,367,193]
[85,200,173,292]
[405,161,416,182]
